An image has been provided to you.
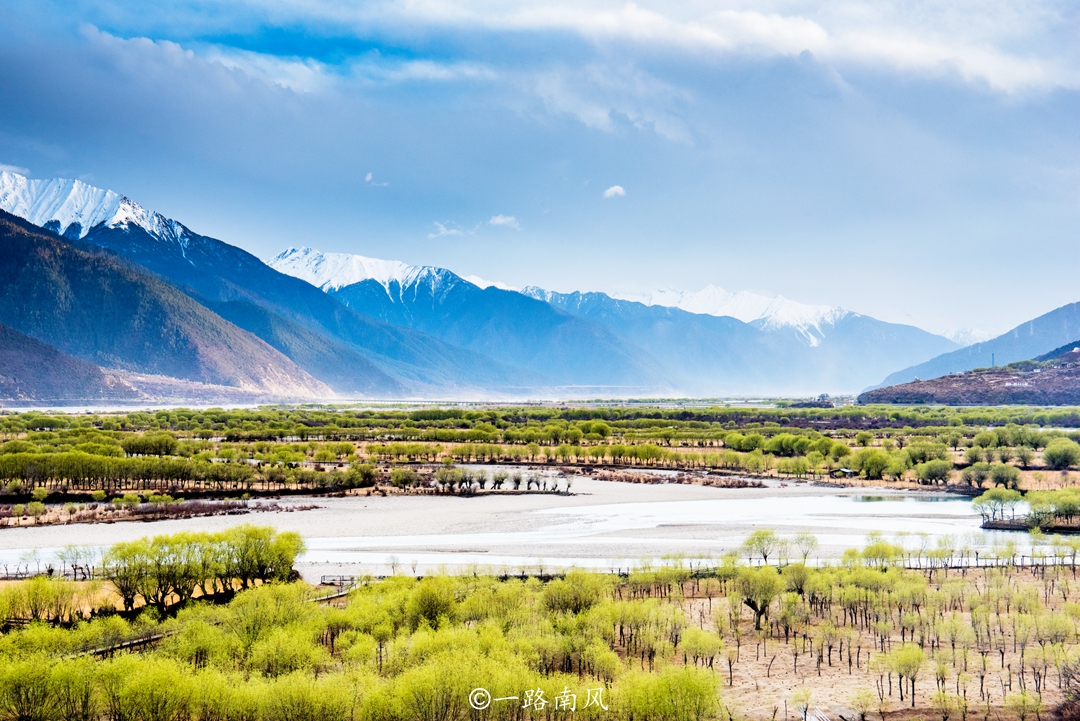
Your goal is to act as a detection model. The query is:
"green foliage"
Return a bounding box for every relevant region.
[103,526,303,613]
[915,458,953,484]
[733,566,781,630]
[389,467,418,489]
[406,577,458,630]
[852,448,890,479]
[972,488,1023,521]
[1044,438,1080,470]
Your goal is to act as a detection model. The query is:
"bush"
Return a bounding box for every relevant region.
[915,459,953,484]
[406,577,457,630]
[853,449,890,479]
[990,463,1021,489]
[1044,439,1080,470]
[389,468,419,489]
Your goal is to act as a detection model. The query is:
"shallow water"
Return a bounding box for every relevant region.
[0,476,1013,578]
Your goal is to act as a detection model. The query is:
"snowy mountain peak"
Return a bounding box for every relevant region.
[267,246,490,300]
[268,247,415,291]
[612,285,849,346]
[0,171,190,251]
[0,171,122,238]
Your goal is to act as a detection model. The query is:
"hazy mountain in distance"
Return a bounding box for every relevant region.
[616,286,850,347]
[270,247,957,395]
[527,288,960,395]
[269,248,672,391]
[877,301,1080,388]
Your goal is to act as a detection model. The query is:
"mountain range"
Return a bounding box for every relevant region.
[0,168,1023,403]
[268,247,960,395]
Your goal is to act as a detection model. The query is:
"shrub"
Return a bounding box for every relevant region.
[915,459,953,484]
[990,463,1021,489]
[1044,439,1080,470]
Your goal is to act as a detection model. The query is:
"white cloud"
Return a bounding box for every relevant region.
[489,214,520,229]
[217,0,1079,93]
[603,185,625,198]
[428,221,465,238]
[0,164,30,175]
[196,44,331,93]
[365,171,389,186]
[535,65,693,142]
[352,58,498,84]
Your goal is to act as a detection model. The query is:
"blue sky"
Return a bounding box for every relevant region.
[0,0,1078,338]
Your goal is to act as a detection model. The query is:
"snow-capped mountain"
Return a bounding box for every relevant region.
[270,247,844,345]
[269,247,422,292]
[269,248,667,389]
[0,171,193,253]
[613,286,848,346]
[268,247,475,306]
[268,247,520,294]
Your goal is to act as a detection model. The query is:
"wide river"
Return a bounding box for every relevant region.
[0,472,1014,579]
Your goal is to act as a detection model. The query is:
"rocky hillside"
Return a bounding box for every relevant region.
[859,343,1080,405]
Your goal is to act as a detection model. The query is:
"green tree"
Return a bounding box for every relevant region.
[1044,439,1080,470]
[915,459,953,485]
[734,565,781,630]
[742,529,782,564]
[889,644,926,707]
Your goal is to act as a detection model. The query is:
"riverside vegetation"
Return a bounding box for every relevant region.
[6,526,1080,719]
[3,407,1080,510]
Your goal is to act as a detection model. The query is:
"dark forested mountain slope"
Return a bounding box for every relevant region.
[0,322,139,402]
[0,211,329,397]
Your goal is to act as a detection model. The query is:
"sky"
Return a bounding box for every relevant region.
[0,0,1078,339]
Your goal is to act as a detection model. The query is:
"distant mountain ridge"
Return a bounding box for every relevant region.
[614,286,848,347]
[271,247,960,395]
[526,287,960,395]
[269,250,672,391]
[876,302,1080,389]
[1,169,970,399]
